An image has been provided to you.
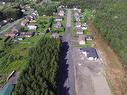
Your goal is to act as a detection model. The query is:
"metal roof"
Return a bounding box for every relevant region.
[80,48,98,58]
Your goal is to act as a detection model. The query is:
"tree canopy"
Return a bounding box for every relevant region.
[14,37,61,95]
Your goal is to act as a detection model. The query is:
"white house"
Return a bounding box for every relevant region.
[27,25,37,30]
[82,26,87,30]
[81,23,88,30]
[55,18,63,22]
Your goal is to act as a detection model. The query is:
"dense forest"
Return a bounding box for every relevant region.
[94,1,127,64]
[32,2,60,16]
[14,37,61,95]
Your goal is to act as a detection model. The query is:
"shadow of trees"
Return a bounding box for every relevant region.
[58,41,69,95]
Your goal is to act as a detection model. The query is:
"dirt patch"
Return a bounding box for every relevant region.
[88,22,127,95]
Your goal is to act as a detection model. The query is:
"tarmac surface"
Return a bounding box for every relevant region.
[58,10,76,95]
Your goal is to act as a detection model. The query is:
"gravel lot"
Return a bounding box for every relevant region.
[72,47,112,95]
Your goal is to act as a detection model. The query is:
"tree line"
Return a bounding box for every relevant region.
[14,37,61,95]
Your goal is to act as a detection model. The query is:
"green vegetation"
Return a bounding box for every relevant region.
[36,2,60,16]
[84,30,92,35]
[0,4,23,21]
[14,37,61,95]
[83,9,95,22]
[94,1,127,64]
[36,16,50,33]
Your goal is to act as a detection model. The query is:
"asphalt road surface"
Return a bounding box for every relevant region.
[0,18,23,35]
[58,9,76,95]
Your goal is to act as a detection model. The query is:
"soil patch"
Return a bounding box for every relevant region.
[88,22,127,95]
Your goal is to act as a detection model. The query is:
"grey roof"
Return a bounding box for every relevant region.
[80,48,98,58]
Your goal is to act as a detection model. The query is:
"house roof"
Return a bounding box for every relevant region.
[76,27,83,32]
[78,35,85,41]
[20,32,35,36]
[56,16,64,19]
[54,22,62,28]
[75,22,81,26]
[80,48,98,58]
[12,25,21,31]
[5,31,17,34]
[85,35,93,40]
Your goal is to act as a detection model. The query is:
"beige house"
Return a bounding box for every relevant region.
[58,10,65,17]
[78,35,85,45]
[76,27,83,35]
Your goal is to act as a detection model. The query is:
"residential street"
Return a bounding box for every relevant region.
[0,18,23,35]
[58,9,76,95]
[0,9,35,36]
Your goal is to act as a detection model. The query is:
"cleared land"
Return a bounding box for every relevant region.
[88,22,127,95]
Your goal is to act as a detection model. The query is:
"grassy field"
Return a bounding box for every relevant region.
[36,16,50,33]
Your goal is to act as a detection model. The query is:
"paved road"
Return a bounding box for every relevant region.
[0,18,23,35]
[58,10,76,95]
[0,9,35,35]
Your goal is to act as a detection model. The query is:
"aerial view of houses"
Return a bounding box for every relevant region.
[0,0,127,95]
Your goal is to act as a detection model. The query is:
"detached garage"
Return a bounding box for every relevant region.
[80,48,98,61]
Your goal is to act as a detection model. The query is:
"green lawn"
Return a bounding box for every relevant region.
[36,16,50,33]
[84,30,92,35]
[0,35,44,86]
